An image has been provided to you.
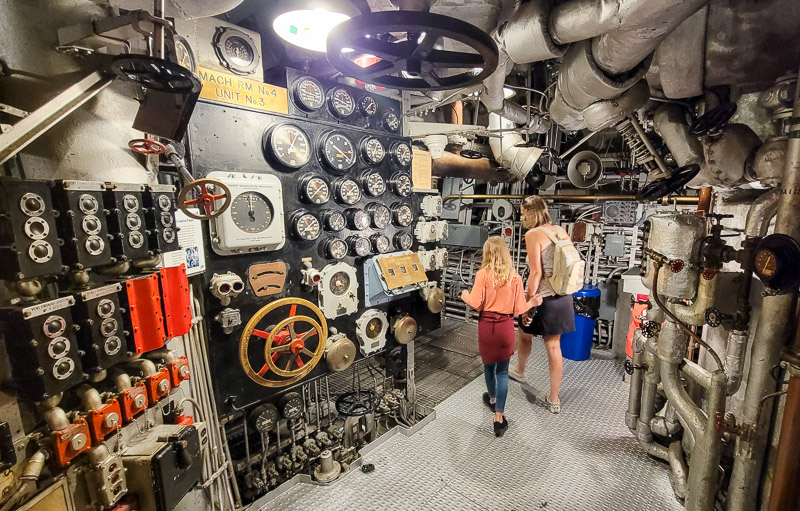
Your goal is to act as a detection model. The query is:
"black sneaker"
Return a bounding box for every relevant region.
[482,392,496,413]
[494,417,508,437]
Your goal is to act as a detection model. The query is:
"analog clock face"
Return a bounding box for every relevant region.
[329,88,355,118]
[362,171,386,197]
[321,132,356,171]
[268,124,311,168]
[300,175,330,205]
[391,172,413,197]
[294,77,325,111]
[335,178,361,205]
[293,212,321,241]
[362,137,385,165]
[230,192,273,233]
[393,142,412,167]
[360,96,378,116]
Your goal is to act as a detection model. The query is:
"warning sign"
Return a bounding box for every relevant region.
[196,67,288,114]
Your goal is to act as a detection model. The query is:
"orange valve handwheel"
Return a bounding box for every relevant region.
[129,139,167,155]
[177,178,231,220]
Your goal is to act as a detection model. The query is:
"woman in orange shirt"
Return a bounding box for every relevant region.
[461,236,535,437]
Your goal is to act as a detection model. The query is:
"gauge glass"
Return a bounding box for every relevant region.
[349,236,371,257]
[329,88,355,118]
[269,124,311,169]
[348,209,370,231]
[393,203,413,227]
[293,212,321,241]
[372,234,390,254]
[301,175,330,205]
[326,239,348,260]
[393,142,412,167]
[294,78,324,111]
[394,231,413,250]
[335,178,361,205]
[754,249,778,278]
[230,192,273,234]
[362,138,385,165]
[383,111,400,132]
[391,172,413,197]
[329,271,351,295]
[324,211,346,232]
[360,96,378,116]
[281,393,303,419]
[225,36,254,67]
[322,133,356,171]
[363,171,386,197]
[366,318,383,339]
[369,203,391,229]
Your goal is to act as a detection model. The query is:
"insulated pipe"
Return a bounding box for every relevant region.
[637,343,661,444]
[431,151,513,182]
[441,193,699,204]
[127,358,158,377]
[146,348,177,364]
[724,330,749,396]
[481,41,530,125]
[75,384,104,412]
[685,369,726,511]
[626,329,646,432]
[653,103,704,168]
[668,440,689,501]
[660,359,705,441]
[667,276,717,326]
[109,368,132,392]
[488,113,544,180]
[744,188,780,238]
[651,402,682,437]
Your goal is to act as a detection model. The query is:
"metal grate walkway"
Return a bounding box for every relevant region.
[258,321,682,511]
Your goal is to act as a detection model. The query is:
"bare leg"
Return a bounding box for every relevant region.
[514,329,533,375]
[544,334,562,403]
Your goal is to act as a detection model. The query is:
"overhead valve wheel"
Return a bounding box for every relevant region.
[177,178,231,220]
[129,138,167,155]
[239,298,328,388]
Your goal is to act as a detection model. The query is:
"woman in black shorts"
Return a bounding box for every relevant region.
[509,196,575,413]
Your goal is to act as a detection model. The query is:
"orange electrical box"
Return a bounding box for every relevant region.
[167,356,190,388]
[144,368,172,403]
[119,382,149,422]
[159,264,192,338]
[86,398,122,444]
[52,419,91,467]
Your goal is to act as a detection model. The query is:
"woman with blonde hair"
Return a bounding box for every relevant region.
[512,195,575,414]
[461,236,535,436]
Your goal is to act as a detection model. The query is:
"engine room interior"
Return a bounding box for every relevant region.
[1,0,799,509]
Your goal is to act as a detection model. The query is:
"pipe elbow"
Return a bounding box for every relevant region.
[75,384,104,412]
[128,358,158,377]
[109,367,132,392]
[20,450,48,481]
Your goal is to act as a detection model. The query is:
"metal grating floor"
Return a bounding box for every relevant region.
[257,321,683,511]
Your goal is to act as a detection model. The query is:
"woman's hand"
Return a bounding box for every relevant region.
[521,312,533,326]
[460,289,470,303]
[531,293,543,307]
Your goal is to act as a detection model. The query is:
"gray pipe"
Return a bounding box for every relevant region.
[653,103,704,168]
[109,368,132,392]
[724,330,749,396]
[743,188,780,238]
[75,384,104,412]
[637,343,661,444]
[685,370,726,511]
[128,358,157,377]
[42,406,70,432]
[668,441,689,501]
[146,348,177,364]
[626,329,646,432]
[651,402,682,437]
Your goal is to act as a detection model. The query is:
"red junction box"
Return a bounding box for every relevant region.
[159,264,192,338]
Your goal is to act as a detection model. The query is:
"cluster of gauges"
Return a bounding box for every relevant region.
[297,171,412,206]
[264,123,412,173]
[291,76,401,133]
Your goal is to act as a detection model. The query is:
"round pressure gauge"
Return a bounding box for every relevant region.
[321,132,356,172]
[392,141,412,167]
[361,170,386,197]
[334,177,361,206]
[293,77,325,112]
[361,137,385,165]
[230,192,273,233]
[371,234,391,254]
[214,27,259,75]
[391,203,414,227]
[329,271,352,296]
[360,96,378,116]
[347,235,371,257]
[346,208,370,231]
[20,193,46,217]
[323,210,346,232]
[367,203,391,229]
[279,392,304,420]
[251,403,279,433]
[394,231,413,251]
[266,123,311,169]
[291,211,321,241]
[299,174,330,205]
[324,238,348,260]
[382,111,400,133]
[390,172,413,197]
[328,87,355,118]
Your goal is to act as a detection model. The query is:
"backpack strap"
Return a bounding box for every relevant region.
[534,225,562,244]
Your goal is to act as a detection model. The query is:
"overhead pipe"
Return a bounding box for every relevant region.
[442,193,699,204]
[431,151,514,182]
[487,113,544,180]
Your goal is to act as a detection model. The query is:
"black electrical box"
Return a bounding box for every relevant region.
[51,180,113,269]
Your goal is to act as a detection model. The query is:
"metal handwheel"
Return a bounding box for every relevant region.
[177,178,231,220]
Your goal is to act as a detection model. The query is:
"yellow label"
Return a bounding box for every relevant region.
[378,253,428,290]
[196,67,288,114]
[412,148,432,190]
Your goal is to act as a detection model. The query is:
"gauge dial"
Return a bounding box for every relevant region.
[225,36,254,67]
[392,142,412,167]
[279,392,303,420]
[291,211,321,241]
[329,88,355,118]
[230,192,273,233]
[252,404,279,433]
[392,203,414,227]
[329,271,351,295]
[754,249,778,278]
[299,174,330,205]
[174,36,196,72]
[371,234,391,254]
[267,124,311,169]
[367,203,391,229]
[323,210,346,232]
[346,209,370,231]
[347,235,371,257]
[383,111,400,132]
[390,172,413,197]
[394,231,413,251]
[324,238,348,260]
[360,96,378,116]
[294,77,325,112]
[361,137,386,165]
[321,132,356,171]
[334,178,361,205]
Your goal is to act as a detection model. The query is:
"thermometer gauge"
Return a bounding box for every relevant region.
[293,77,324,112]
[361,137,386,165]
[390,172,413,197]
[361,170,386,197]
[323,210,346,232]
[299,174,330,205]
[371,234,391,254]
[323,238,348,260]
[291,211,321,241]
[391,202,414,227]
[382,111,400,132]
[321,132,356,172]
[328,87,355,118]
[347,235,371,257]
[334,177,362,206]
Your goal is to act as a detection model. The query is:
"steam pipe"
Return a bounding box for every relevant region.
[724,330,749,396]
[637,342,661,443]
[743,188,780,238]
[666,276,717,326]
[38,394,70,432]
[127,358,158,377]
[651,402,682,437]
[668,441,689,501]
[625,329,645,432]
[75,384,104,412]
[109,368,132,392]
[488,113,544,180]
[653,103,704,168]
[0,450,48,511]
[442,194,699,204]
[146,348,178,364]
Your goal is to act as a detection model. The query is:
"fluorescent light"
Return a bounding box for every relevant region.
[273,8,350,53]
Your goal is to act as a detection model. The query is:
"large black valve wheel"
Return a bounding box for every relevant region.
[110,55,201,94]
[326,11,498,91]
[637,164,701,202]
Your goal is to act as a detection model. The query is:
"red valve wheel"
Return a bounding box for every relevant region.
[128,139,167,155]
[669,260,685,273]
[177,178,231,220]
[702,268,717,280]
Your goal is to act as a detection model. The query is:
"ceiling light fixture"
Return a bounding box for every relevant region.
[273,8,351,53]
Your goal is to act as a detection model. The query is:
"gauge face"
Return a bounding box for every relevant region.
[292,212,321,241]
[383,111,400,132]
[391,172,413,197]
[371,234,390,254]
[347,209,370,231]
[329,271,351,295]
[366,318,384,339]
[329,88,355,118]
[174,37,196,72]
[754,249,778,278]
[268,124,311,169]
[280,392,303,419]
[334,178,361,205]
[321,132,356,171]
[324,210,346,232]
[368,203,391,229]
[225,36,254,67]
[254,406,279,433]
[348,236,371,257]
[392,203,414,227]
[392,142,412,167]
[362,137,386,165]
[360,96,378,116]
[300,174,330,205]
[294,77,324,112]
[325,239,348,260]
[362,171,386,197]
[394,231,413,250]
[231,192,273,233]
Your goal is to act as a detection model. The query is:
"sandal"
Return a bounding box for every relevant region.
[508,365,527,384]
[545,396,561,414]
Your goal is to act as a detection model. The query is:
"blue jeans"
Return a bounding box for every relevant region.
[484,359,510,413]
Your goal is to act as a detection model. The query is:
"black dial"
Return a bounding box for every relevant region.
[323,210,346,232]
[329,88,355,118]
[321,132,356,172]
[361,170,386,197]
[334,177,361,205]
[323,238,348,260]
[267,124,311,169]
[383,111,400,132]
[225,36,254,67]
[345,208,370,231]
[252,404,279,433]
[294,77,325,112]
[291,211,321,241]
[299,174,330,205]
[279,392,304,420]
[347,235,371,257]
[371,234,391,254]
[231,192,273,233]
[174,36,196,72]
[394,231,413,250]
[367,203,391,229]
[390,172,413,197]
[360,96,378,116]
[392,142,413,167]
[361,137,386,165]
[392,202,414,227]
